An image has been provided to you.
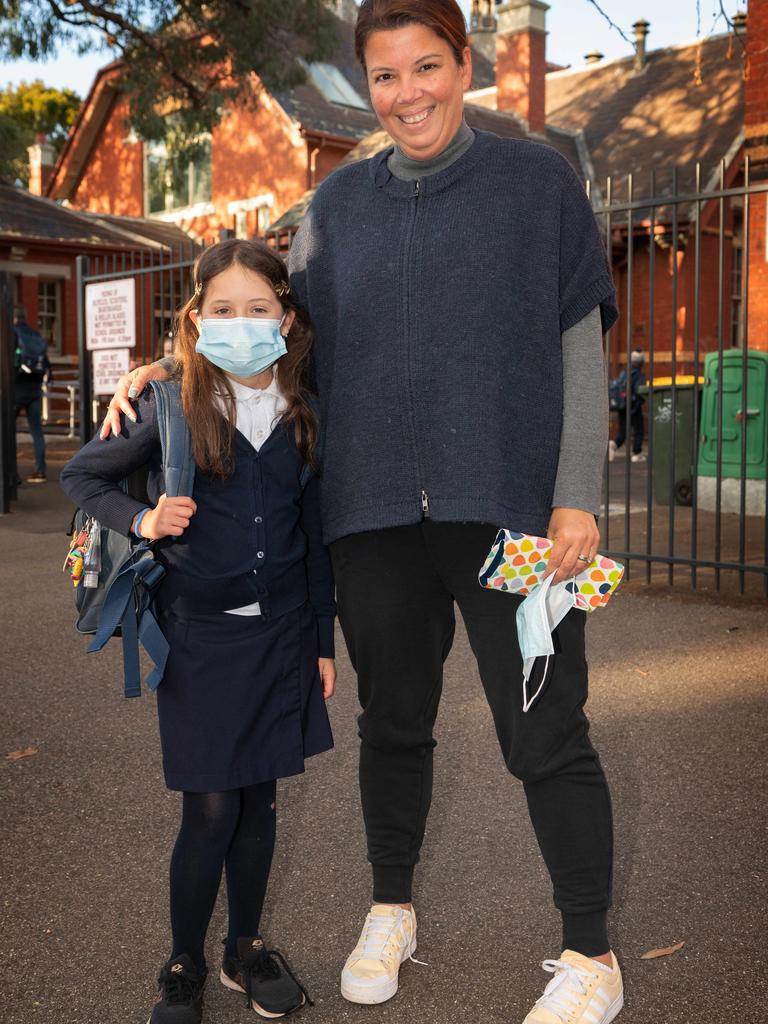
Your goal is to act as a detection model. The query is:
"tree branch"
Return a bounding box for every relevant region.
[583,0,633,47]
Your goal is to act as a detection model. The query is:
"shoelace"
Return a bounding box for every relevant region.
[358,911,427,967]
[533,958,602,1022]
[241,947,314,1011]
[159,966,201,1006]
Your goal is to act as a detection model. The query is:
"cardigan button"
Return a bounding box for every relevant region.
[254,516,263,523]
[257,551,265,559]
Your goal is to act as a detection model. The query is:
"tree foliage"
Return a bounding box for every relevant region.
[0,79,82,184]
[0,1,339,148]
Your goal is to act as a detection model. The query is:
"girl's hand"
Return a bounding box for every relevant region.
[134,494,197,540]
[318,658,336,699]
[100,362,170,439]
[544,507,600,584]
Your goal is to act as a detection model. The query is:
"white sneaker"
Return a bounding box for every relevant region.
[340,904,417,1004]
[522,949,623,1024]
[631,452,646,463]
[607,440,617,462]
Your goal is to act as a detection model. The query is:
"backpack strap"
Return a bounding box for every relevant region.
[87,550,168,698]
[149,379,195,498]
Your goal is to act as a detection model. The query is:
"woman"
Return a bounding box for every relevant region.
[104,2,622,1021]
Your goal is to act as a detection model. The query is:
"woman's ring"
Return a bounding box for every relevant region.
[577,554,591,563]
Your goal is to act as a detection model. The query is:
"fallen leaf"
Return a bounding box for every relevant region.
[6,746,39,761]
[633,665,649,677]
[640,941,685,960]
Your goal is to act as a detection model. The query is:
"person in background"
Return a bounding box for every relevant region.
[13,304,51,483]
[609,349,646,463]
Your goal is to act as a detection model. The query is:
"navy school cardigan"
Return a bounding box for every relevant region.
[59,389,336,658]
[289,130,619,545]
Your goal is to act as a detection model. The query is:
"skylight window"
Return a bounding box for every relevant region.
[306,62,369,109]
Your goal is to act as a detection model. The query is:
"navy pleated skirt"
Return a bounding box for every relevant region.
[156,602,333,792]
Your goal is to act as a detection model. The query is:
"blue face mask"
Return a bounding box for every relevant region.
[195,316,287,377]
[516,573,575,712]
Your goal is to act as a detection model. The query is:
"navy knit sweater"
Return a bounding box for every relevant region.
[60,390,336,658]
[289,130,618,544]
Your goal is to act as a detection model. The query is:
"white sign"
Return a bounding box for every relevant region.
[85,277,136,350]
[93,348,130,395]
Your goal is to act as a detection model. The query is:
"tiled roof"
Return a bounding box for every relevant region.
[267,104,584,232]
[546,33,744,194]
[0,184,194,250]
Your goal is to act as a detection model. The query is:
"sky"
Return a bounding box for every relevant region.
[0,0,747,100]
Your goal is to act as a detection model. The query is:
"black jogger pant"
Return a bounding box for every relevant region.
[331,521,614,956]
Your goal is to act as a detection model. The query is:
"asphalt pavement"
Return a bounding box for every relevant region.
[1,439,767,1024]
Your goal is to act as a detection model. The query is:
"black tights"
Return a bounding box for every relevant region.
[169,781,276,973]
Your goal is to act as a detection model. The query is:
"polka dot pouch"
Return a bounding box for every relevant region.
[478,530,624,611]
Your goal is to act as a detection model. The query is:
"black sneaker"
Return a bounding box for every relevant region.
[148,955,206,1024]
[220,937,312,1018]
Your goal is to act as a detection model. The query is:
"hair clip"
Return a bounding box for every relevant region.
[274,281,291,298]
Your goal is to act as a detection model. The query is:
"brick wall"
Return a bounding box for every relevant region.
[73,94,144,216]
[746,0,768,350]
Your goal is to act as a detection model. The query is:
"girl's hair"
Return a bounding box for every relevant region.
[354,0,468,70]
[174,238,317,479]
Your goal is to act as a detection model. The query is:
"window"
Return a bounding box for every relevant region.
[37,278,62,354]
[305,62,369,109]
[146,137,212,214]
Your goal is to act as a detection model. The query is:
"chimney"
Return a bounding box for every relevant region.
[633,19,650,72]
[27,134,56,196]
[585,51,604,65]
[495,1,549,134]
[732,11,747,35]
[470,0,498,65]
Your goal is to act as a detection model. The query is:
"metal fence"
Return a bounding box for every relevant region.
[76,243,199,444]
[592,157,768,596]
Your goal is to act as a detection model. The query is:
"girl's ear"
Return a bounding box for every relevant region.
[189,308,202,334]
[281,309,296,337]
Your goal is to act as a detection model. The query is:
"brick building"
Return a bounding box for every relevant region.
[42,1,381,242]
[0,184,195,366]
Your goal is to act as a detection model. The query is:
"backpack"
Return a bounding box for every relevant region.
[64,380,195,698]
[608,371,627,412]
[15,324,49,377]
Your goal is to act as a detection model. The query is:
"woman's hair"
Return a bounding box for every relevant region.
[354,0,468,70]
[174,238,317,479]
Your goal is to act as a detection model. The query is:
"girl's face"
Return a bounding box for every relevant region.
[190,263,294,335]
[364,24,471,162]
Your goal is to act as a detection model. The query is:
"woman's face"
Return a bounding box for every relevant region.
[364,24,471,162]
[190,263,294,335]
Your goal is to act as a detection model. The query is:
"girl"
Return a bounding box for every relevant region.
[61,239,335,1023]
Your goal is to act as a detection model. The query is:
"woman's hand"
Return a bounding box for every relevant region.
[544,507,600,584]
[133,494,197,540]
[318,658,336,699]
[100,362,170,439]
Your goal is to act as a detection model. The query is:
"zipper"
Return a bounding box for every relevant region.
[402,177,427,519]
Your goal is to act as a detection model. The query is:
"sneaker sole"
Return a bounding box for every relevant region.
[601,991,624,1023]
[340,941,416,1005]
[219,968,305,1018]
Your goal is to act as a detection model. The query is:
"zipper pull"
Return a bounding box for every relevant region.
[421,489,430,518]
[415,179,420,197]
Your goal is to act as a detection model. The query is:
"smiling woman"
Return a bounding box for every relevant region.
[355,0,471,160]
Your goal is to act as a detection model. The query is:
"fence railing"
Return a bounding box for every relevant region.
[590,157,768,596]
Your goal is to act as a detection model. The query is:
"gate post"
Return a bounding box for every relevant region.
[0,273,18,514]
[76,254,91,446]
